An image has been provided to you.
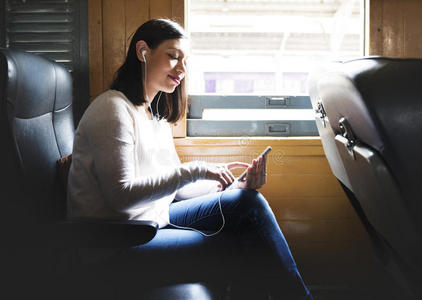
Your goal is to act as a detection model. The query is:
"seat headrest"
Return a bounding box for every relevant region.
[0,48,72,119]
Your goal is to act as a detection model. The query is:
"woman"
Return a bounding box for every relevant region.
[67,19,312,299]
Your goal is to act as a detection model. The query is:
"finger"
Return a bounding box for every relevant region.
[221,169,234,185]
[226,162,251,170]
[257,157,265,188]
[263,154,267,175]
[252,159,257,169]
[257,156,266,187]
[246,166,256,189]
[263,155,268,185]
[215,168,229,187]
[253,159,259,173]
[255,157,261,180]
[249,160,257,182]
[218,175,228,188]
[224,166,236,182]
[255,158,265,189]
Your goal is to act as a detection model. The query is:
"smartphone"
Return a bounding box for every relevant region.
[237,146,272,182]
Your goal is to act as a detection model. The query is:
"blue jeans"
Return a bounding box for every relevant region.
[110,189,312,299]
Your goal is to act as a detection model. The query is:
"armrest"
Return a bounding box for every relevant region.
[4,219,158,248]
[53,219,159,248]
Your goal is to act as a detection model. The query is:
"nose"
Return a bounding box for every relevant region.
[176,58,187,75]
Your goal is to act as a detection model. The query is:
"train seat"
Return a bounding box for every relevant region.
[0,47,220,300]
[309,57,422,299]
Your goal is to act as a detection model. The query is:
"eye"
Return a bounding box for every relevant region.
[168,53,179,60]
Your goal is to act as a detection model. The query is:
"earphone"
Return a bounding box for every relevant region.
[168,189,227,237]
[141,49,162,120]
[141,47,224,236]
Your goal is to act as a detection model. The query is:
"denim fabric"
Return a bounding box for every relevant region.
[109,189,313,300]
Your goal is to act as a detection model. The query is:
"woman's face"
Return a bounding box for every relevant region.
[144,38,189,97]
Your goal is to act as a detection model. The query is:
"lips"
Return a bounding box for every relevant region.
[168,75,181,84]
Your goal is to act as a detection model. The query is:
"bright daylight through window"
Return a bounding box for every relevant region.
[187,0,364,136]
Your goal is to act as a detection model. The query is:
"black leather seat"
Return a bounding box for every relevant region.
[0,48,219,299]
[309,57,422,299]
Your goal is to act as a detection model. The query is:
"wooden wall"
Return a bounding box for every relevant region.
[369,0,422,57]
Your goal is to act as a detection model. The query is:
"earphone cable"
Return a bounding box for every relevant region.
[168,190,226,237]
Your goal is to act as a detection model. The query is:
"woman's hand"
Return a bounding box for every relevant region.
[205,162,249,190]
[237,155,267,190]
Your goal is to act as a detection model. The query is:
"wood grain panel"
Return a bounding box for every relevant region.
[149,0,172,19]
[172,0,185,26]
[269,196,354,221]
[103,0,126,90]
[369,0,422,58]
[171,0,187,138]
[280,218,368,243]
[125,0,149,52]
[174,137,324,154]
[403,0,422,57]
[382,0,404,57]
[259,174,345,198]
[368,0,384,56]
[88,0,104,100]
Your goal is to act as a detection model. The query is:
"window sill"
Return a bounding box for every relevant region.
[174,136,322,146]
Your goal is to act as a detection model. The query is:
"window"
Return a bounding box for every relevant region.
[187,0,365,136]
[0,0,89,125]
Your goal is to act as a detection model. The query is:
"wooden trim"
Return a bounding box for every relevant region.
[402,0,422,57]
[369,0,422,58]
[368,0,384,56]
[171,0,185,25]
[174,137,323,152]
[102,0,126,90]
[124,0,149,52]
[171,0,187,137]
[150,0,172,19]
[88,0,104,100]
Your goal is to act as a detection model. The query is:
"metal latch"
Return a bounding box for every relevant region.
[265,123,290,136]
[266,97,290,108]
[339,117,357,158]
[315,100,327,128]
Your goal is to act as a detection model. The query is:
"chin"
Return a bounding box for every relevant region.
[162,86,177,94]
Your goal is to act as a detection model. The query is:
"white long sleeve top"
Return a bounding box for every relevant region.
[67,90,219,228]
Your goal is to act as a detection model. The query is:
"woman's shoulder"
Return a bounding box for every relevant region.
[86,90,135,116]
[77,90,136,129]
[92,90,132,108]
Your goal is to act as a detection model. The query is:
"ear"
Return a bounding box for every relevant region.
[136,40,149,62]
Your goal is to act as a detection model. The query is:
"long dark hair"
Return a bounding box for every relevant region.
[111,19,187,123]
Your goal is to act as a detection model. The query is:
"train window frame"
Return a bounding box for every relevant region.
[186,0,366,137]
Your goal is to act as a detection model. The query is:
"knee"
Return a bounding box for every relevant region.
[221,189,271,218]
[235,189,270,214]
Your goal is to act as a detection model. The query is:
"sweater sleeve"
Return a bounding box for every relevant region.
[166,136,222,200]
[86,98,208,212]
[174,180,222,200]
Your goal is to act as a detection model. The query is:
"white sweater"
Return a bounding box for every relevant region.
[67,90,219,228]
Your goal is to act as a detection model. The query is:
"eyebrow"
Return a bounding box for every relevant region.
[167,48,189,57]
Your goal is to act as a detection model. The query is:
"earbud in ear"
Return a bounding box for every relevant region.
[141,50,146,61]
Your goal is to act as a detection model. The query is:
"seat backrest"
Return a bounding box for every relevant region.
[0,48,74,224]
[309,57,422,295]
